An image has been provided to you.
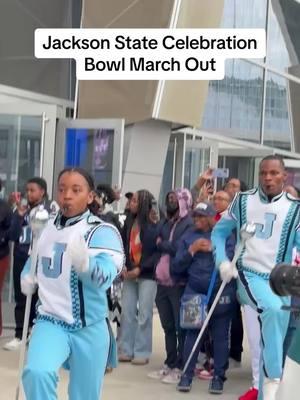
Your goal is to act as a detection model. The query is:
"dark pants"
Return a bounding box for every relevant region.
[229,302,244,362]
[182,284,235,380]
[0,255,10,335]
[155,284,185,369]
[13,254,37,339]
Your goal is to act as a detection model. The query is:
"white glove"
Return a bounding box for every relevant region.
[66,234,89,273]
[21,274,38,296]
[219,260,238,283]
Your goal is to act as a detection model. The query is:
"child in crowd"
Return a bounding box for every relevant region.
[4,177,49,350]
[172,202,236,395]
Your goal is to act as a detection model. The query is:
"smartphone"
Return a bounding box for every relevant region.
[20,198,28,207]
[212,168,229,179]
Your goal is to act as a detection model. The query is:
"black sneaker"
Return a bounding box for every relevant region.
[209,376,224,394]
[177,375,193,392]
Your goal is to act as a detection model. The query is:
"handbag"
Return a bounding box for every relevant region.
[155,221,178,286]
[180,268,218,329]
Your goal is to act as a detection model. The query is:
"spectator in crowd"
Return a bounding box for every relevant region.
[124,192,133,215]
[191,169,214,205]
[118,190,159,365]
[92,183,123,358]
[213,191,231,222]
[174,202,236,394]
[0,179,13,336]
[93,183,122,232]
[224,178,248,200]
[223,179,248,367]
[193,190,232,379]
[3,177,48,351]
[148,189,193,384]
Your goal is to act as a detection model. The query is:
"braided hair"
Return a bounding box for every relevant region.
[135,189,154,229]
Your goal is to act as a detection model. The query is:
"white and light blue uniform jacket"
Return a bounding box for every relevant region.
[21,210,124,330]
[212,188,300,276]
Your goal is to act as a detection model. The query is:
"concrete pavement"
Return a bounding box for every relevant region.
[0,315,251,399]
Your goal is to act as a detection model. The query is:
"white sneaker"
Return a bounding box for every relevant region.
[148,365,171,380]
[263,378,280,400]
[161,368,181,384]
[3,338,22,351]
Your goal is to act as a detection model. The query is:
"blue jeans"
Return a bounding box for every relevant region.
[118,278,157,359]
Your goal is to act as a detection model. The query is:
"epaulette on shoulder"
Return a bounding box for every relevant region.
[286,192,300,203]
[87,214,102,225]
[240,188,258,196]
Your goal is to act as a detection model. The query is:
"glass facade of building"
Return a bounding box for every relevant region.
[201,0,299,152]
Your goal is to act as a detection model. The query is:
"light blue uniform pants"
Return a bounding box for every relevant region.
[22,319,109,400]
[238,270,290,380]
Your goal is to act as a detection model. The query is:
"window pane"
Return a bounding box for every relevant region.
[202,60,264,142]
[267,0,300,76]
[264,72,292,150]
[221,0,267,29]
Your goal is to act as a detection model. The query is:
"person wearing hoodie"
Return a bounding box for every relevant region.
[148,189,193,384]
[174,202,236,395]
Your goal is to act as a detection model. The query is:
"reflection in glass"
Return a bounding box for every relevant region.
[267,1,291,71]
[264,72,292,150]
[0,114,42,304]
[0,115,42,196]
[201,60,264,142]
[221,0,267,29]
[184,147,210,190]
[159,137,175,206]
[267,0,300,73]
[65,128,114,185]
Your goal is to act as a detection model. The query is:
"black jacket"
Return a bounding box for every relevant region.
[122,214,160,280]
[156,214,194,258]
[9,200,53,261]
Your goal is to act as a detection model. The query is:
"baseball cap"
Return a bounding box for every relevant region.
[193,202,216,217]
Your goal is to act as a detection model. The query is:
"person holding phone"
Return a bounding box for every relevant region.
[191,168,215,205]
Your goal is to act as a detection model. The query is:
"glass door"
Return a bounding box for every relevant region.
[184,138,218,190]
[0,103,57,328]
